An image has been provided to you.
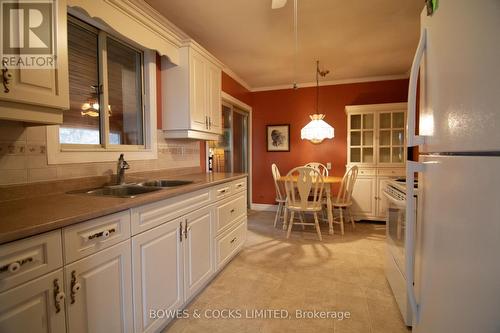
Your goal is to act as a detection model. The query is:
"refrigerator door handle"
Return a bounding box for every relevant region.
[407,28,427,147]
[405,161,426,323]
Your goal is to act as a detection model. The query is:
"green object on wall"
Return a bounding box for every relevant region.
[425,0,439,16]
[426,0,439,15]
[432,0,439,11]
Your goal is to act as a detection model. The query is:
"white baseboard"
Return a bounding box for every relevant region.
[250,203,278,212]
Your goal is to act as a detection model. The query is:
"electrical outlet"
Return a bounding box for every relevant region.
[326,162,332,170]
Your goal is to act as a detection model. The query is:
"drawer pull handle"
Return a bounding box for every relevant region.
[230,209,235,213]
[70,271,81,304]
[179,221,183,242]
[230,237,237,244]
[0,255,35,275]
[237,184,243,188]
[87,228,116,241]
[8,262,21,273]
[219,189,227,194]
[184,219,188,240]
[53,279,65,313]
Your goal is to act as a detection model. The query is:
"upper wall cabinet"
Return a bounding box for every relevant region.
[0,0,69,124]
[346,103,407,167]
[162,41,222,140]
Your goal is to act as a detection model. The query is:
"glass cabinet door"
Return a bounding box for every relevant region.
[349,113,375,164]
[378,111,405,164]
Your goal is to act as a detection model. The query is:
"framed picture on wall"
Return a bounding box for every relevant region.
[266,124,290,152]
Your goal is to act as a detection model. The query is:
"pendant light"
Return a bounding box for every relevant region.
[300,60,335,144]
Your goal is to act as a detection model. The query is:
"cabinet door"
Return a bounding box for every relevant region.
[0,269,66,333]
[184,206,215,301]
[207,62,221,134]
[190,50,207,131]
[351,176,376,218]
[0,0,68,111]
[65,241,133,333]
[131,219,184,333]
[376,177,391,219]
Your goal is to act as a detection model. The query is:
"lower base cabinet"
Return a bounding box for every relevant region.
[132,205,215,333]
[0,177,247,333]
[0,269,66,333]
[64,241,133,333]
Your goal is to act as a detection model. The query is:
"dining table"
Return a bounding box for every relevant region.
[278,175,342,235]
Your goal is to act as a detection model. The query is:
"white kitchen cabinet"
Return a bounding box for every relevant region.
[132,205,215,333]
[0,177,247,333]
[0,0,69,124]
[351,176,377,218]
[0,269,66,333]
[346,103,407,221]
[206,61,222,134]
[162,41,222,140]
[183,206,215,301]
[132,217,184,333]
[64,240,133,333]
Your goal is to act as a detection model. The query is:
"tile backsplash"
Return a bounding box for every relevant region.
[0,121,201,185]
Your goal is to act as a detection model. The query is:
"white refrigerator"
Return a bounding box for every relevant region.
[405,0,500,332]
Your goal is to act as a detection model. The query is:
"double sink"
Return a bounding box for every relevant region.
[73,180,194,198]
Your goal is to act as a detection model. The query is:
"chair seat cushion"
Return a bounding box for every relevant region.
[286,202,322,211]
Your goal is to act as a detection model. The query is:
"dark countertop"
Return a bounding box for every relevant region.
[0,172,247,245]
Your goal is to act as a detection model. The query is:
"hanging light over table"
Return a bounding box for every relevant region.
[301,60,335,144]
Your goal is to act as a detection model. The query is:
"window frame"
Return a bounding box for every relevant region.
[47,11,158,164]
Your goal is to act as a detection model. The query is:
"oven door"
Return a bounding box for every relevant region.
[383,190,407,277]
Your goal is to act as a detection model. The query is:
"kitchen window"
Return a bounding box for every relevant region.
[47,14,157,164]
[61,16,144,147]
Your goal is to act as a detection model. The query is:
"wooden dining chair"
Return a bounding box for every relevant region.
[271,163,287,228]
[304,162,329,177]
[332,165,359,235]
[284,167,325,241]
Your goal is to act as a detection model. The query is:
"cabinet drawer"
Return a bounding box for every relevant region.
[377,168,405,177]
[212,182,232,200]
[216,218,246,269]
[0,230,62,292]
[357,168,376,176]
[131,188,211,235]
[216,193,247,233]
[232,178,247,193]
[63,210,131,264]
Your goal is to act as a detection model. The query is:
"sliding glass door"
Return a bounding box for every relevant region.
[209,102,249,174]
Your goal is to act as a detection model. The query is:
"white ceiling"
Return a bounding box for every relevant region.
[145,0,423,90]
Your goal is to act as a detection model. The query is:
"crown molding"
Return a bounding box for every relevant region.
[251,74,410,92]
[222,67,253,92]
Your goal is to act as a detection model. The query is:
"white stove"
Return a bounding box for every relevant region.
[383,177,418,327]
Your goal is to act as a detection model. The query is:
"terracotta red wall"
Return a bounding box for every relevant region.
[221,72,252,106]
[252,79,409,204]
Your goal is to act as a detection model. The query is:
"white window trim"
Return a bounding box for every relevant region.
[47,19,158,164]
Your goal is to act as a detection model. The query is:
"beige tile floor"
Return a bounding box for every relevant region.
[163,211,411,333]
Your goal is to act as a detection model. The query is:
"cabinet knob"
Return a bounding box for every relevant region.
[230,237,237,244]
[8,262,21,273]
[102,230,110,239]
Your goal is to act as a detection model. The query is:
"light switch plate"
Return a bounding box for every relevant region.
[326,162,332,170]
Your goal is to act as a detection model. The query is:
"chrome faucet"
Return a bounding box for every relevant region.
[116,154,130,185]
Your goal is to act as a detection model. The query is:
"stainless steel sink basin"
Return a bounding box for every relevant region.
[138,180,194,188]
[73,184,161,198]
